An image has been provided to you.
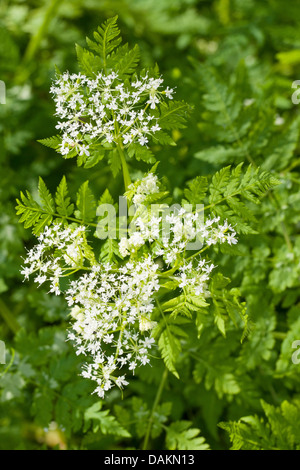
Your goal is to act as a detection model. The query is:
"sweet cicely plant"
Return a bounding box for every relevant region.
[16,17,278,400]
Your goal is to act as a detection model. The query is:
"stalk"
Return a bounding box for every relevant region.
[16,0,60,83]
[23,0,61,65]
[117,145,132,192]
[142,368,168,450]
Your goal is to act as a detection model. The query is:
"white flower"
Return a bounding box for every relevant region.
[164,87,174,99]
[34,274,47,286]
[79,145,90,157]
[116,376,129,388]
[139,317,157,332]
[50,71,175,157]
[119,238,130,257]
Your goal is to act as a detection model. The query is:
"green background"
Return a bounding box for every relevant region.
[1,0,300,450]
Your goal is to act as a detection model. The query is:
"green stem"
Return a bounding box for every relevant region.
[284,157,300,174]
[16,0,60,83]
[0,348,15,377]
[272,331,287,341]
[142,367,168,450]
[117,145,132,192]
[23,0,60,65]
[185,244,210,261]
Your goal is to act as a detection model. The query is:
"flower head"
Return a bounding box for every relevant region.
[50,71,174,158]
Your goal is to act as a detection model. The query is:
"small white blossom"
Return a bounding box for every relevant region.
[50,71,174,158]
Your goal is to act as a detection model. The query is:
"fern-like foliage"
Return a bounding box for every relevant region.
[83,402,130,437]
[184,163,279,234]
[166,421,210,450]
[15,177,96,235]
[192,62,300,172]
[219,399,300,450]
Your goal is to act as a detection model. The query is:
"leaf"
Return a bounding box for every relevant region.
[99,239,120,263]
[83,150,105,169]
[16,189,53,235]
[86,16,122,70]
[184,176,208,205]
[152,130,176,146]
[55,176,74,217]
[207,164,280,234]
[108,149,121,177]
[38,177,55,213]
[219,399,300,450]
[75,181,96,223]
[261,117,300,171]
[16,179,87,235]
[158,100,191,131]
[83,402,131,437]
[109,43,140,77]
[37,135,61,150]
[157,329,182,379]
[166,421,210,450]
[32,214,53,236]
[75,44,102,78]
[127,144,156,164]
[162,293,208,319]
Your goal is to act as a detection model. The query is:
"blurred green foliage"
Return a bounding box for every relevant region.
[1,0,300,450]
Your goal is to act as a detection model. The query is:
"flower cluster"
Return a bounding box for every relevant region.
[50,71,174,158]
[21,224,88,295]
[176,260,215,296]
[66,256,160,397]
[130,172,160,205]
[21,174,239,398]
[119,174,238,263]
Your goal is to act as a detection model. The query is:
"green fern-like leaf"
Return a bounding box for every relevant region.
[166,421,210,450]
[83,402,130,437]
[38,177,55,213]
[16,177,96,235]
[55,176,74,217]
[162,293,208,319]
[15,180,56,236]
[157,100,192,131]
[75,43,102,78]
[153,316,189,378]
[184,175,208,206]
[127,144,156,164]
[37,135,61,151]
[207,163,280,234]
[86,16,121,71]
[75,181,96,223]
[108,43,141,78]
[219,399,300,450]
